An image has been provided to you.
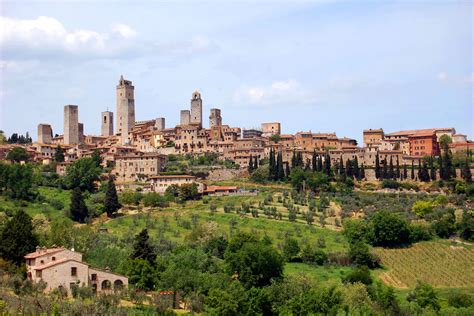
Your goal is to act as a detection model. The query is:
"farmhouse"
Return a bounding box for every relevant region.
[25,247,128,295]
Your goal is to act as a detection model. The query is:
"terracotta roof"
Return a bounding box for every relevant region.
[25,248,65,259]
[387,128,453,137]
[205,186,239,192]
[150,175,195,179]
[34,258,87,270]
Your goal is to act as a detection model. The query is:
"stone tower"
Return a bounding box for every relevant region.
[155,117,165,131]
[116,75,135,144]
[190,91,202,128]
[64,105,79,145]
[101,111,114,136]
[37,124,52,144]
[209,108,222,128]
[78,123,84,143]
[180,110,191,125]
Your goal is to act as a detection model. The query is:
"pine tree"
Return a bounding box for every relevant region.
[104,177,121,217]
[0,209,38,265]
[54,145,65,162]
[131,229,156,266]
[375,153,381,179]
[411,161,415,180]
[388,156,394,179]
[248,154,254,173]
[70,187,89,223]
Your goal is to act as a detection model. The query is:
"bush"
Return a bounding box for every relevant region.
[381,180,400,189]
[407,282,440,311]
[412,201,434,218]
[447,291,473,308]
[49,199,64,210]
[409,224,433,243]
[342,266,372,285]
[143,192,169,208]
[348,241,379,269]
[369,211,411,247]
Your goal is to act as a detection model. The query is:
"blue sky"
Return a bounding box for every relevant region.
[0,0,472,144]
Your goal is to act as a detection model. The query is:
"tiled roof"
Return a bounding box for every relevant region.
[34,258,87,270]
[25,248,65,259]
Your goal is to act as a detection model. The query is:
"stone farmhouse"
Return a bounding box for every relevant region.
[25,247,128,296]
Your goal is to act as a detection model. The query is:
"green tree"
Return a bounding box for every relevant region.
[348,241,379,268]
[69,187,89,223]
[54,145,65,162]
[342,266,372,285]
[91,149,103,168]
[224,234,283,288]
[438,134,452,149]
[407,282,440,311]
[375,153,381,179]
[6,147,29,163]
[126,258,158,291]
[411,161,415,180]
[247,154,254,173]
[370,211,411,247]
[205,288,238,315]
[282,238,300,262]
[131,229,156,266]
[388,156,394,179]
[0,209,38,265]
[104,177,121,217]
[276,151,284,181]
[65,158,101,192]
[3,163,35,200]
[324,153,331,177]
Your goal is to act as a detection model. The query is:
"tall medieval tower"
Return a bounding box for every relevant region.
[64,105,79,145]
[190,91,202,128]
[101,111,114,136]
[116,75,135,144]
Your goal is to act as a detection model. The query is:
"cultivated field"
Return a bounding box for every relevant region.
[374,241,474,288]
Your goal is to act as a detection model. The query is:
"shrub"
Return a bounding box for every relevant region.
[369,211,411,247]
[348,241,379,269]
[409,224,433,243]
[342,266,372,285]
[412,201,434,218]
[407,282,440,311]
[447,291,473,308]
[49,199,64,210]
[143,192,169,208]
[381,180,399,189]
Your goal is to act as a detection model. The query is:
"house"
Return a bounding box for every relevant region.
[150,175,204,193]
[25,246,128,295]
[203,185,240,196]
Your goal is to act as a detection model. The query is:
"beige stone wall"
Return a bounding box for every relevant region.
[37,124,52,144]
[190,91,202,127]
[89,268,128,293]
[209,108,222,128]
[180,110,191,125]
[114,154,167,182]
[41,261,89,294]
[116,77,135,144]
[155,117,165,131]
[261,122,280,137]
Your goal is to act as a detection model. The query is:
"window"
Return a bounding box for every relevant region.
[91,274,97,281]
[52,257,56,261]
[36,270,42,278]
[71,267,77,276]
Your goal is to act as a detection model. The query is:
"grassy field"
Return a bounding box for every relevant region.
[284,262,352,284]
[374,241,474,288]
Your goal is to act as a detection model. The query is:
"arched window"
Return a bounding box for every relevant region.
[113,280,124,290]
[101,280,111,290]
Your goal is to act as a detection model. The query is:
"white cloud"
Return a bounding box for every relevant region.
[234,80,316,107]
[112,24,137,39]
[0,16,136,58]
[436,72,474,85]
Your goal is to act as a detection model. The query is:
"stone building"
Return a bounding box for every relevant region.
[101,111,114,136]
[78,123,84,143]
[242,129,263,139]
[261,122,281,137]
[209,108,222,128]
[150,175,204,193]
[25,247,128,296]
[190,91,203,127]
[63,105,79,145]
[113,152,167,182]
[116,76,135,145]
[37,124,53,144]
[155,117,165,131]
[180,110,191,125]
[363,129,384,147]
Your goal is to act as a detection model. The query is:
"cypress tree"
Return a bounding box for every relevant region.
[104,177,121,218]
[396,157,401,180]
[254,155,259,169]
[54,145,65,162]
[353,156,360,180]
[312,151,317,172]
[382,159,388,179]
[339,156,345,178]
[403,164,408,180]
[268,147,275,180]
[277,151,284,181]
[345,159,352,178]
[438,156,444,181]
[70,187,89,223]
[324,154,331,177]
[291,150,296,169]
[297,152,304,167]
[375,153,381,179]
[248,154,254,173]
[421,161,430,182]
[411,161,415,180]
[360,164,365,180]
[131,228,156,266]
[462,158,472,183]
[285,162,291,179]
[388,156,394,179]
[0,209,38,265]
[429,156,436,181]
[417,159,422,181]
[317,154,323,172]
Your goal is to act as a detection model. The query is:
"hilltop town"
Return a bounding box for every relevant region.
[2,76,472,188]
